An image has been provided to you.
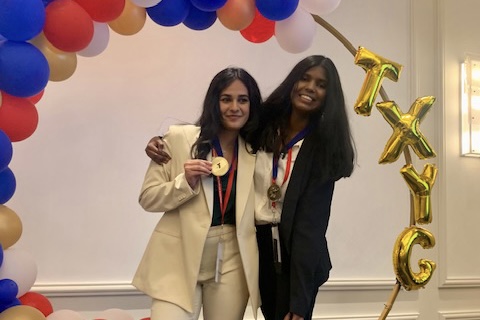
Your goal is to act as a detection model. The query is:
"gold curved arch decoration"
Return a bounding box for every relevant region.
[311,14,437,320]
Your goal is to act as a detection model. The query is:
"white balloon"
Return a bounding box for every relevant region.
[300,0,341,15]
[131,0,161,8]
[47,309,85,320]
[78,22,110,57]
[95,308,135,320]
[275,7,317,53]
[0,247,37,297]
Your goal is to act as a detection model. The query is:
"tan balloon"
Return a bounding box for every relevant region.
[30,33,77,82]
[108,0,146,36]
[0,205,23,249]
[217,0,255,31]
[0,305,46,320]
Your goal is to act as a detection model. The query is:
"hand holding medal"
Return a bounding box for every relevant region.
[211,156,229,176]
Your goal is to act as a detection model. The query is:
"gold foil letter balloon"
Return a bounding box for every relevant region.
[400,163,438,224]
[393,226,436,291]
[354,47,403,116]
[376,96,437,164]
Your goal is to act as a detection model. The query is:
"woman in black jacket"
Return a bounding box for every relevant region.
[251,55,355,320]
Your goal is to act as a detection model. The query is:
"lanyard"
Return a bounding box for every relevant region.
[270,127,310,208]
[271,127,310,186]
[212,139,237,225]
[271,149,293,188]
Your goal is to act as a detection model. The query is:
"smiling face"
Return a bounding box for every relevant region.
[219,79,250,133]
[290,65,328,116]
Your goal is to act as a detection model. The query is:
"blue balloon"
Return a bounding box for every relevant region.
[0,298,21,313]
[0,41,49,98]
[0,130,13,172]
[190,0,226,12]
[256,0,299,21]
[0,279,18,303]
[0,279,20,314]
[0,0,45,41]
[183,4,217,31]
[42,0,55,6]
[147,0,190,27]
[0,168,16,204]
[0,244,3,267]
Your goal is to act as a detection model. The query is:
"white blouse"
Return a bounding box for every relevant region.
[254,139,304,225]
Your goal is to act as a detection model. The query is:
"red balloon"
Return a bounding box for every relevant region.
[240,9,274,43]
[0,92,39,142]
[43,0,94,52]
[19,292,54,317]
[73,0,126,22]
[26,90,45,104]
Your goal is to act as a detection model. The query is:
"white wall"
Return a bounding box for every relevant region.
[6,0,480,319]
[436,0,480,318]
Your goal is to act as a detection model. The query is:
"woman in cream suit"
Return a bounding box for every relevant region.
[133,68,262,320]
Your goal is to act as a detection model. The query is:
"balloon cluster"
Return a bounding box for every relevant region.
[142,0,341,53]
[0,0,343,144]
[0,0,343,194]
[353,46,438,292]
[0,0,343,93]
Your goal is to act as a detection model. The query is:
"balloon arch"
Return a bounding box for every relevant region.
[0,0,437,319]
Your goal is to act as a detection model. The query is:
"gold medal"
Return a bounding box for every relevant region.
[267,183,281,201]
[211,156,229,176]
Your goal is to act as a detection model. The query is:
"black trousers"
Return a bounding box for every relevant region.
[256,224,317,320]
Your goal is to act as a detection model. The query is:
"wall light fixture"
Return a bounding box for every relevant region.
[461,54,480,157]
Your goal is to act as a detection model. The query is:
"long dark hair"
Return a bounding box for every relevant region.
[251,55,355,180]
[191,67,262,159]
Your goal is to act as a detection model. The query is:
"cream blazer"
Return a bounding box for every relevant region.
[133,125,259,318]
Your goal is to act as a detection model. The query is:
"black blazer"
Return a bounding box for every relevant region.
[279,133,335,316]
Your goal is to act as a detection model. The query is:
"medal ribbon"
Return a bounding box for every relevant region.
[271,126,312,207]
[271,126,311,186]
[271,149,292,189]
[212,138,238,225]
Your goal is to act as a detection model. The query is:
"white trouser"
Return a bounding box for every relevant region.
[150,225,249,320]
